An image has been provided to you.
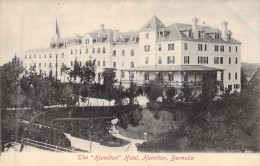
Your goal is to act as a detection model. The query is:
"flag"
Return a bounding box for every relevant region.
[56,18,60,39]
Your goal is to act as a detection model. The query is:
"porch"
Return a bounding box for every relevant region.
[119,65,224,94]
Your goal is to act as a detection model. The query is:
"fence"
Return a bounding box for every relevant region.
[22,138,77,152]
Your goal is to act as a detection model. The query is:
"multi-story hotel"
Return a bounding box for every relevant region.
[22,16,241,94]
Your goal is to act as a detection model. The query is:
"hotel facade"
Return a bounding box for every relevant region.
[22,16,241,94]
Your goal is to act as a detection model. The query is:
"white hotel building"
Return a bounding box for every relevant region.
[22,16,241,94]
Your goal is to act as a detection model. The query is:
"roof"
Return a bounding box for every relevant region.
[156,23,241,44]
[120,65,224,72]
[114,31,139,45]
[140,15,165,32]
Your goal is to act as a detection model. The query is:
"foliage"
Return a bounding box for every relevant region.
[143,79,164,102]
[0,56,25,108]
[177,83,196,102]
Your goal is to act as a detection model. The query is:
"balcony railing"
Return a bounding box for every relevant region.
[120,80,223,87]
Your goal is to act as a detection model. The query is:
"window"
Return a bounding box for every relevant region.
[167,56,175,64]
[234,84,240,89]
[131,49,134,56]
[39,63,41,68]
[214,57,219,64]
[158,30,164,38]
[50,53,52,58]
[44,54,46,58]
[62,53,64,58]
[86,48,88,54]
[158,44,162,51]
[146,24,151,28]
[144,45,150,52]
[75,49,77,55]
[131,62,134,67]
[158,56,162,64]
[198,44,203,51]
[228,85,232,91]
[29,55,31,59]
[144,73,149,81]
[214,45,219,51]
[119,72,124,79]
[85,39,89,44]
[113,50,116,56]
[34,54,36,59]
[215,33,220,39]
[71,49,73,55]
[25,55,27,59]
[39,54,41,59]
[205,44,207,51]
[113,62,116,68]
[130,72,134,79]
[80,49,82,54]
[184,43,188,50]
[184,56,190,64]
[229,57,231,64]
[198,56,208,64]
[220,45,224,52]
[45,63,46,67]
[236,46,238,52]
[228,73,231,80]
[92,48,95,54]
[145,33,149,39]
[235,72,237,80]
[122,62,124,67]
[220,57,223,64]
[97,61,100,66]
[184,73,188,82]
[235,57,238,64]
[49,63,52,67]
[103,61,106,67]
[145,57,149,64]
[71,61,73,67]
[103,47,106,53]
[168,73,174,81]
[199,31,204,38]
[122,50,125,56]
[221,72,223,80]
[227,34,231,40]
[168,44,174,51]
[229,46,231,52]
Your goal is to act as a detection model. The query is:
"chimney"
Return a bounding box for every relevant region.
[221,21,228,41]
[114,29,119,42]
[100,24,105,31]
[192,17,199,39]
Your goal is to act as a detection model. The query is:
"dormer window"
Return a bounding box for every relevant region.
[158,30,164,38]
[199,30,204,38]
[119,36,124,43]
[188,29,192,37]
[85,39,89,44]
[97,36,102,43]
[215,33,220,39]
[227,34,231,40]
[146,24,151,28]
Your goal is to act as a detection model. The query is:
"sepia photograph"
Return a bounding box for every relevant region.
[0,0,259,165]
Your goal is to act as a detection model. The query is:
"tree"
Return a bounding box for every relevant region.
[177,83,195,102]
[102,69,117,103]
[125,81,140,105]
[0,56,25,108]
[79,60,96,105]
[143,79,163,102]
[69,59,82,81]
[241,68,248,90]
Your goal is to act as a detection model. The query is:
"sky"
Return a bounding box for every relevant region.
[1,0,259,65]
